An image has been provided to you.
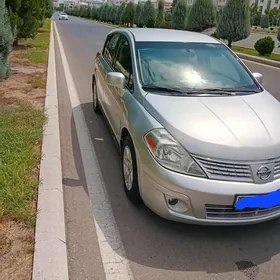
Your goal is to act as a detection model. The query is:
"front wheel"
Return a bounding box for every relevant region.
[92,79,101,114]
[121,136,142,204]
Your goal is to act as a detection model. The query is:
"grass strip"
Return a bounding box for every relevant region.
[232,46,280,62]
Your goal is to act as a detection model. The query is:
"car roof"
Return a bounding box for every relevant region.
[114,28,220,44]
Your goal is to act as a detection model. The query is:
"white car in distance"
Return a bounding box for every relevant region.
[59,12,68,20]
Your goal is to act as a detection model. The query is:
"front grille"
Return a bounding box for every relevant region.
[193,156,253,182]
[205,204,280,220]
[274,159,280,179]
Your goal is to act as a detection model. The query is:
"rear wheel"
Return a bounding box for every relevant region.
[92,79,101,114]
[121,136,142,204]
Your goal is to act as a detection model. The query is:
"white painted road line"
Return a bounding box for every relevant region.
[54,22,134,280]
[33,21,69,280]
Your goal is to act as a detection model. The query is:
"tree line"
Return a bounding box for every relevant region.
[250,3,280,27]
[67,0,252,48]
[67,0,280,52]
[0,0,53,80]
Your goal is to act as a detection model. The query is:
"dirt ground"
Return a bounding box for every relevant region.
[0,53,47,280]
[0,52,46,109]
[0,221,35,279]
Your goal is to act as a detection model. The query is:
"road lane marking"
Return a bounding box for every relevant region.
[54,22,134,280]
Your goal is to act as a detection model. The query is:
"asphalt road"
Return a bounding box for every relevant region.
[234,32,280,53]
[203,29,280,53]
[55,16,280,280]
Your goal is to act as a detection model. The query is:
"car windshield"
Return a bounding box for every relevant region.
[135,42,261,94]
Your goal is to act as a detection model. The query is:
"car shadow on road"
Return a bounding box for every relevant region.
[70,101,280,276]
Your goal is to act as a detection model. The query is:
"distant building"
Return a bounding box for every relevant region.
[64,0,76,9]
[79,0,104,7]
[53,0,59,8]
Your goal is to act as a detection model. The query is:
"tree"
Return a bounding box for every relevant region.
[45,0,53,18]
[155,0,165,27]
[216,8,223,25]
[265,8,278,26]
[106,6,112,22]
[186,0,216,32]
[114,6,120,24]
[171,0,188,30]
[134,3,143,27]
[142,0,156,27]
[0,0,13,80]
[100,4,109,21]
[91,6,97,20]
[96,7,101,20]
[122,2,135,25]
[72,6,80,16]
[6,0,41,44]
[6,0,22,39]
[277,27,280,43]
[86,5,91,19]
[171,0,177,14]
[118,3,126,24]
[249,3,260,26]
[109,5,118,24]
[216,0,250,48]
[260,14,270,29]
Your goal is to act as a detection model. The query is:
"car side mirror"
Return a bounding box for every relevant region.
[107,72,125,90]
[252,72,263,85]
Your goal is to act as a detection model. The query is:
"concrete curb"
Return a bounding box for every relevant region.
[236,52,280,68]
[32,20,69,280]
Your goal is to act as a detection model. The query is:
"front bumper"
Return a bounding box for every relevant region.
[137,154,280,226]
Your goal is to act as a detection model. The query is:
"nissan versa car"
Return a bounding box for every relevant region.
[92,28,280,225]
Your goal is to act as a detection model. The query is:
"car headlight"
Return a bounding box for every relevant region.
[144,128,206,177]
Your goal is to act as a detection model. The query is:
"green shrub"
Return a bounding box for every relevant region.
[254,36,275,55]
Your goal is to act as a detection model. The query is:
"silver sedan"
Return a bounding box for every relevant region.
[92,28,280,225]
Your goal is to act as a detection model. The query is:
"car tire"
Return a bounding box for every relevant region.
[92,79,101,114]
[121,136,142,205]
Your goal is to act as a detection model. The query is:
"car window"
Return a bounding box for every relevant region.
[113,36,133,90]
[103,34,120,65]
[135,42,260,94]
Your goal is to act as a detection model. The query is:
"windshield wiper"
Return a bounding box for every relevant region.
[142,85,184,94]
[186,88,259,96]
[186,88,236,96]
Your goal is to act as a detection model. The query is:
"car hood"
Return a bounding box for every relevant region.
[144,91,280,161]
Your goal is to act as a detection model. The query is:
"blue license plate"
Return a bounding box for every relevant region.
[235,189,280,210]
